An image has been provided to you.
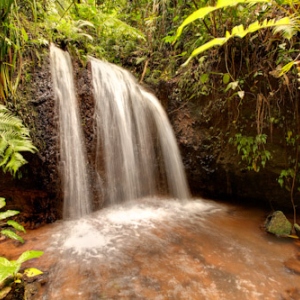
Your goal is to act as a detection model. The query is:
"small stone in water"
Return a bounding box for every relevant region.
[265,211,292,236]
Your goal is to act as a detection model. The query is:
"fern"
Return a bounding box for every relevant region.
[0,106,37,176]
[99,13,146,40]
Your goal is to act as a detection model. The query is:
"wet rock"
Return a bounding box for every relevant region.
[282,287,300,299]
[24,271,48,285]
[284,257,300,275]
[24,272,48,300]
[150,73,300,209]
[24,282,41,300]
[264,211,292,236]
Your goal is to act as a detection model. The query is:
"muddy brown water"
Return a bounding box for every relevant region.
[0,198,299,299]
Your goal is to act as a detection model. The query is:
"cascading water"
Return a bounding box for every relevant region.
[1,50,298,299]
[90,58,190,205]
[50,44,91,219]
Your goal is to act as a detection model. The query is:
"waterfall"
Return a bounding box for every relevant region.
[90,58,190,205]
[50,44,91,219]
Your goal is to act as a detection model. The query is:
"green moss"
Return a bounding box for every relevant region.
[265,211,292,236]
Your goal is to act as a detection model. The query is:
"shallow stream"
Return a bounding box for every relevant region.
[0,198,299,299]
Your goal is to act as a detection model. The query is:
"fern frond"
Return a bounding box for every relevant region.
[102,16,146,40]
[0,139,8,157]
[74,20,95,29]
[273,16,298,39]
[0,111,29,135]
[96,12,145,40]
[0,147,13,168]
[0,107,37,176]
[4,153,27,175]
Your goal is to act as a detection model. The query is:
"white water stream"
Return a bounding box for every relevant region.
[90,58,190,205]
[50,47,189,216]
[50,44,91,219]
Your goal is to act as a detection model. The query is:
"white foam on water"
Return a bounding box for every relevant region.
[62,220,108,255]
[105,206,167,225]
[54,198,222,258]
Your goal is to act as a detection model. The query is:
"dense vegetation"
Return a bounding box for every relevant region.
[0,0,299,217]
[0,0,300,296]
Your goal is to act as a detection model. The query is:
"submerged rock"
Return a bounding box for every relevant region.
[282,287,300,299]
[265,211,292,236]
[284,257,300,275]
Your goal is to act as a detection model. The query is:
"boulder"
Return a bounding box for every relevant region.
[265,211,292,236]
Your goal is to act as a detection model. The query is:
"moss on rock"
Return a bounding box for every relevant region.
[265,211,292,236]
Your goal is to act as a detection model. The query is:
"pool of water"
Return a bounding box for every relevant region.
[0,198,299,299]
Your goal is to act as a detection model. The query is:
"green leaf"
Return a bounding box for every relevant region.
[0,265,19,283]
[1,229,24,243]
[17,251,43,264]
[24,268,43,277]
[182,37,228,67]
[136,56,147,65]
[200,73,209,84]
[279,61,295,76]
[7,220,26,233]
[174,6,216,41]
[0,106,37,176]
[181,17,291,65]
[0,257,21,282]
[0,210,19,220]
[174,0,270,42]
[21,28,28,42]
[0,198,6,209]
[223,74,230,84]
[0,257,12,267]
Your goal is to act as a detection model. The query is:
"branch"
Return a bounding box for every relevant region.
[191,0,214,37]
[139,59,149,83]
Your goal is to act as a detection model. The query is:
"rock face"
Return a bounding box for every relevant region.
[0,55,111,220]
[153,78,299,210]
[1,51,298,219]
[0,55,60,222]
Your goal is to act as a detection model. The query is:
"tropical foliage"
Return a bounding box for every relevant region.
[1,0,300,219]
[0,105,37,176]
[0,250,43,299]
[0,197,43,298]
[0,251,43,283]
[173,0,300,225]
[174,0,299,68]
[0,197,25,243]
